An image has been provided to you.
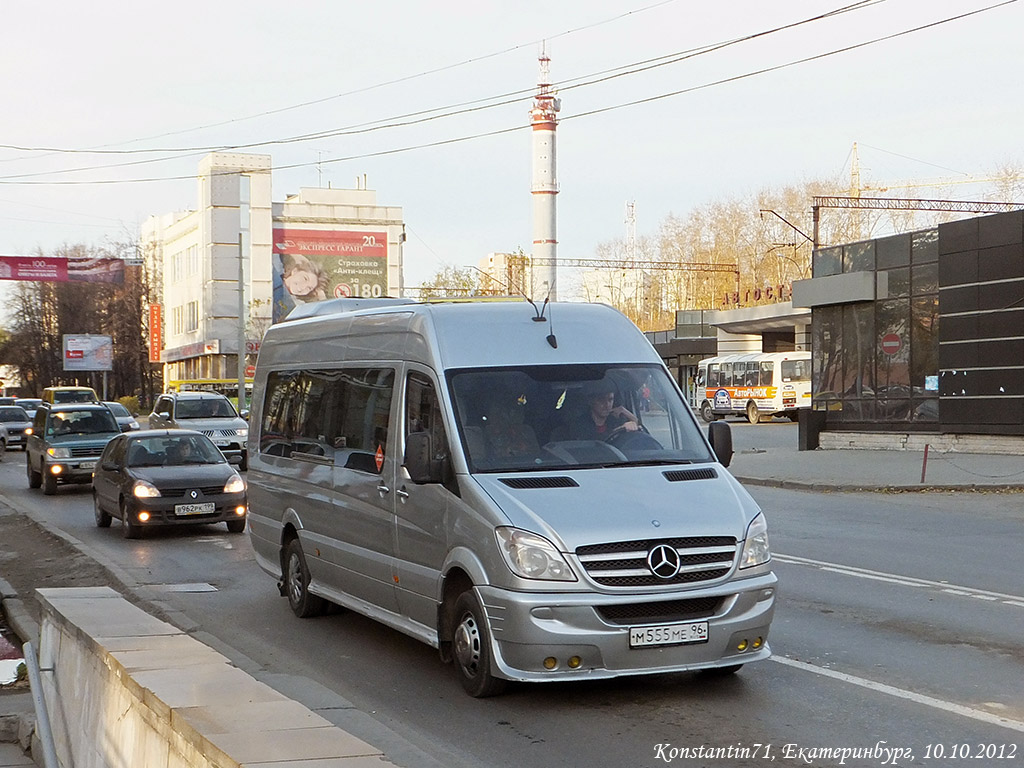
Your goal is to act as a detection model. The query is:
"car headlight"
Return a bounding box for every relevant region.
[46,446,71,459]
[129,421,140,430]
[132,480,162,498]
[495,527,577,581]
[739,513,771,568]
[234,428,248,436]
[223,474,246,494]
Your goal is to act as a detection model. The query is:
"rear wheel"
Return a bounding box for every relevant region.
[27,457,41,489]
[93,491,111,528]
[746,401,762,424]
[284,538,326,618]
[42,469,58,496]
[452,590,506,698]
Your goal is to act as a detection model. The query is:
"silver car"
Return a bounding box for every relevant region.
[149,392,248,469]
[0,405,32,450]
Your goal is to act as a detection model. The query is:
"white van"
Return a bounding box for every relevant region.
[247,299,776,696]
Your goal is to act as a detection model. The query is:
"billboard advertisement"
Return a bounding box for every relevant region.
[63,335,113,372]
[272,228,388,322]
[0,255,125,284]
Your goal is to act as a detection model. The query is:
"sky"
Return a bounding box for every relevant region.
[1,0,1022,308]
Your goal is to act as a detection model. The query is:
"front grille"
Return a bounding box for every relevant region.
[576,536,737,587]
[69,446,103,458]
[160,485,225,498]
[200,429,239,438]
[597,596,725,625]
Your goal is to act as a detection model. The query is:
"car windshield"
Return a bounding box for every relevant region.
[0,407,29,422]
[448,364,713,473]
[105,402,130,417]
[126,435,224,467]
[176,398,237,419]
[47,409,119,436]
[53,391,97,403]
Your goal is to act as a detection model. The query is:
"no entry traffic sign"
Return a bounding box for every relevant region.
[881,333,902,355]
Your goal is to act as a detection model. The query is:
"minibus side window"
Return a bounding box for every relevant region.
[405,372,456,492]
[744,362,759,386]
[721,363,733,387]
[760,361,774,387]
[696,368,706,388]
[707,364,720,388]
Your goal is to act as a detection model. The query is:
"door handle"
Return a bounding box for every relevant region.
[376,484,390,497]
[395,488,410,502]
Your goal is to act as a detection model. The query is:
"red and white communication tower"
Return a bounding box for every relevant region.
[530,48,560,299]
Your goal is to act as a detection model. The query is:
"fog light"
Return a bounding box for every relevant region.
[235,506,247,516]
[737,639,748,652]
[138,511,151,523]
[543,657,557,670]
[50,465,63,475]
[567,656,582,669]
[751,637,763,649]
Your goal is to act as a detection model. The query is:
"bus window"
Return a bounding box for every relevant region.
[744,362,759,386]
[781,359,810,382]
[708,364,720,387]
[760,361,774,386]
[696,368,706,388]
[721,363,732,386]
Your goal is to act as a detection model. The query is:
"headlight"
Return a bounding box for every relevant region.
[223,474,246,494]
[495,527,577,581]
[128,421,140,430]
[46,446,71,459]
[132,480,161,498]
[234,428,248,436]
[739,513,771,568]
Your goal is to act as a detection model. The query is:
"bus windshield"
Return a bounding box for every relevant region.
[448,364,713,473]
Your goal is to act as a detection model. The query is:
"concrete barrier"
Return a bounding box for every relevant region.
[37,586,391,768]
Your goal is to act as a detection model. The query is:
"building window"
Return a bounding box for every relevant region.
[185,301,199,333]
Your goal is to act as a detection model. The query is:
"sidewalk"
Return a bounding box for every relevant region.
[730,443,1024,492]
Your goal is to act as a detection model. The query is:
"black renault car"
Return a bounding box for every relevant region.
[92,429,247,539]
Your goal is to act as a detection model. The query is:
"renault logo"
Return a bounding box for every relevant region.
[190,490,199,500]
[647,544,681,579]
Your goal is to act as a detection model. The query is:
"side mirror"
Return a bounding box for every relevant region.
[404,431,443,484]
[708,421,733,468]
[228,454,243,465]
[239,409,250,420]
[101,461,119,471]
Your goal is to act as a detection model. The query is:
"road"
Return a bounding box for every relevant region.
[1,438,1022,768]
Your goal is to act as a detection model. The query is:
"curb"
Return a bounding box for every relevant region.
[732,476,1024,494]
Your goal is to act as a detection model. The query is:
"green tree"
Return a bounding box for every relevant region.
[417,265,479,299]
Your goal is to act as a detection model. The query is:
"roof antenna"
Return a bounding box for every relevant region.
[545,300,557,349]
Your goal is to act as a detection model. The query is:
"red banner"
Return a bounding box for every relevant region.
[0,255,124,284]
[149,304,162,363]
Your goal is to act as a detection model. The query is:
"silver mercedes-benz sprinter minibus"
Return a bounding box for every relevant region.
[247,299,776,696]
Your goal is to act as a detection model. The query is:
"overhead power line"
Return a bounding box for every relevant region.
[0,0,1013,187]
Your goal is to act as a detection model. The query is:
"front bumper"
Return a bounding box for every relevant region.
[123,492,248,527]
[476,569,777,683]
[46,458,101,482]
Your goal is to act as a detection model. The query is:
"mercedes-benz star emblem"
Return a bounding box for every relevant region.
[189,490,198,499]
[647,544,681,579]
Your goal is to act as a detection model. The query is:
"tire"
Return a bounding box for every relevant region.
[699,401,716,423]
[121,500,141,539]
[451,590,506,698]
[284,538,326,618]
[93,491,112,528]
[27,457,41,489]
[238,452,248,472]
[787,411,799,422]
[746,401,761,425]
[226,518,246,533]
[42,469,58,496]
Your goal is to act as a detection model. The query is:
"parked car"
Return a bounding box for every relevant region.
[104,401,141,432]
[148,392,248,469]
[0,405,32,450]
[26,403,121,495]
[14,398,42,420]
[0,397,16,407]
[91,430,247,539]
[0,423,8,456]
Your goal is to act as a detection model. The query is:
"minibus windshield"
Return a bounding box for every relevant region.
[449,364,713,472]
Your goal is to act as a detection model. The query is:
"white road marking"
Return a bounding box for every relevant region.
[774,553,1024,605]
[772,655,1024,734]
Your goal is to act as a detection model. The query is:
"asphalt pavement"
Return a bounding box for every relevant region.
[3,435,1024,766]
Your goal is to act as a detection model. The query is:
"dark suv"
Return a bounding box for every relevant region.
[149,392,248,469]
[26,403,121,495]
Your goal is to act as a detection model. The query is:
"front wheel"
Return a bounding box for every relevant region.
[27,457,41,489]
[225,518,246,534]
[284,538,326,618]
[452,591,506,698]
[699,401,716,423]
[121,500,141,539]
[42,469,58,496]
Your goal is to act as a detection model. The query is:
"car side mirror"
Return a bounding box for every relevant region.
[228,454,242,465]
[239,410,250,420]
[404,431,443,484]
[708,421,733,468]
[101,461,119,471]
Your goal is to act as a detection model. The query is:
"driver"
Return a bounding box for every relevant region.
[570,379,640,441]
